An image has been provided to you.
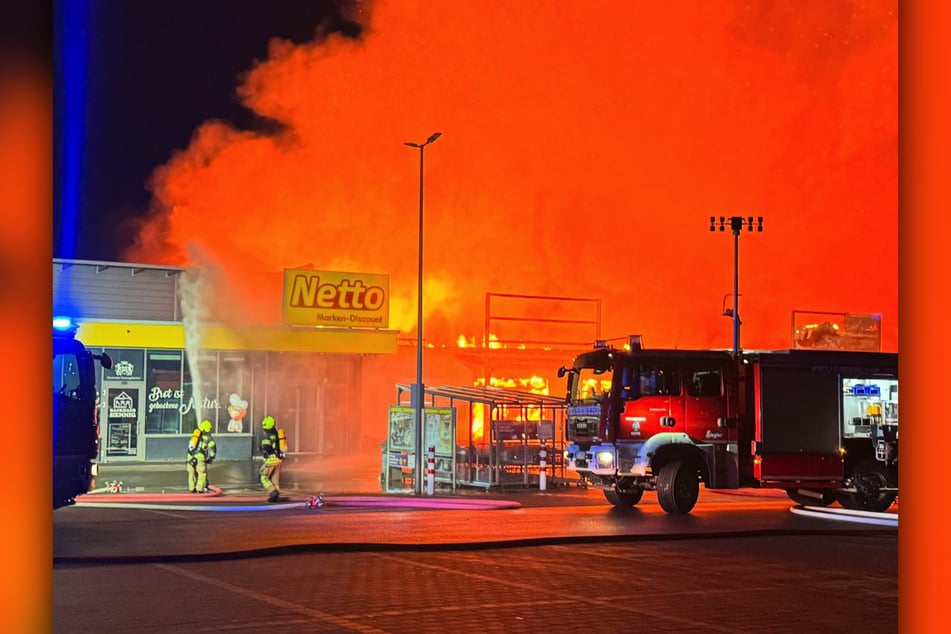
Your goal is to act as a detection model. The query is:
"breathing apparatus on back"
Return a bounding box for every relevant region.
[261,415,287,459]
[188,428,201,454]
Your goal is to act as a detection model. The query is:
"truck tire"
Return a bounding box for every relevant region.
[604,487,644,507]
[786,489,835,507]
[837,460,897,512]
[656,460,700,514]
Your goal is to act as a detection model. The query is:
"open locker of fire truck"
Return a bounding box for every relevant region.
[561,336,898,514]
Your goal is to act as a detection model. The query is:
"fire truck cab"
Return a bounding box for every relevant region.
[53,318,112,509]
[561,337,898,514]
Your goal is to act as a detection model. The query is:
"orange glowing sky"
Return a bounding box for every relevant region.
[125,0,898,351]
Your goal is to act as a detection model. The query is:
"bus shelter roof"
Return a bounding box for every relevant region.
[396,384,567,408]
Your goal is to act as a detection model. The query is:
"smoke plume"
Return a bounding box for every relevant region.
[125,0,898,351]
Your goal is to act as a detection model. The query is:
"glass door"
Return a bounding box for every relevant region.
[104,385,144,460]
[100,348,147,461]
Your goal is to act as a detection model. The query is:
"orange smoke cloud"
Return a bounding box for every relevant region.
[125,0,898,351]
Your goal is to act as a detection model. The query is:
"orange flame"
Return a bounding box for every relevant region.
[122,1,898,352]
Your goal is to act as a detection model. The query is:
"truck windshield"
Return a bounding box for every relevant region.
[54,352,83,399]
[570,366,612,404]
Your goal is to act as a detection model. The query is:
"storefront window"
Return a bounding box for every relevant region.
[194,350,221,433]
[102,349,144,383]
[219,353,251,433]
[181,356,199,433]
[145,351,187,434]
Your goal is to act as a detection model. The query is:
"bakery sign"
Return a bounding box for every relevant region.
[108,389,138,419]
[282,268,389,328]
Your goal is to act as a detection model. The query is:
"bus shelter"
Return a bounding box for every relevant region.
[383,384,571,492]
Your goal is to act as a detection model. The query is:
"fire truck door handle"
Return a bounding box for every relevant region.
[660,416,676,427]
[717,417,736,429]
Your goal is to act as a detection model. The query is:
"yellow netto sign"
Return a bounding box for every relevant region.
[283,269,389,328]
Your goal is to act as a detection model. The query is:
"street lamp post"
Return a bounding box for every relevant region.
[404,131,441,495]
[710,216,763,355]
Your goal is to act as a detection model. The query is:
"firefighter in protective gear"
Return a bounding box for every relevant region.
[259,415,285,502]
[187,420,217,493]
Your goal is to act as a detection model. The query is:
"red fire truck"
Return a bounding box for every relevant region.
[561,336,898,514]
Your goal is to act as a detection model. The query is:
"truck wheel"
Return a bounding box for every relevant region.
[786,489,835,507]
[657,460,700,514]
[604,487,644,507]
[837,460,897,512]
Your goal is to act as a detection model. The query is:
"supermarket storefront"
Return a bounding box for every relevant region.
[54,259,400,464]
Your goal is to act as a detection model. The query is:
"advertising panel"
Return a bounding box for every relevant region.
[423,408,455,456]
[387,406,415,451]
[283,268,389,328]
[386,406,456,489]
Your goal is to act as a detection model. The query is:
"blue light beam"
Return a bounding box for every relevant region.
[54,0,90,259]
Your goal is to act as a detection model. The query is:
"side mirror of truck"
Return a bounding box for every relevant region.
[558,366,567,378]
[97,352,114,370]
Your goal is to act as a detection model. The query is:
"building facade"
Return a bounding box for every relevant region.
[54,259,400,463]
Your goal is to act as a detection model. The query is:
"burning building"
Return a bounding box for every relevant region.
[53,259,594,480]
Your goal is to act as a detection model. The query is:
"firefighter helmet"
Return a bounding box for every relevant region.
[199,420,213,433]
[262,415,275,430]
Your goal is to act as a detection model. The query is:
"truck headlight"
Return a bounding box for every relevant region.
[597,451,614,467]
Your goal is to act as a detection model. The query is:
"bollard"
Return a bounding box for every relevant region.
[539,441,547,491]
[426,445,436,496]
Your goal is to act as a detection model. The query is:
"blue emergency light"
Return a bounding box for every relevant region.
[53,316,74,331]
